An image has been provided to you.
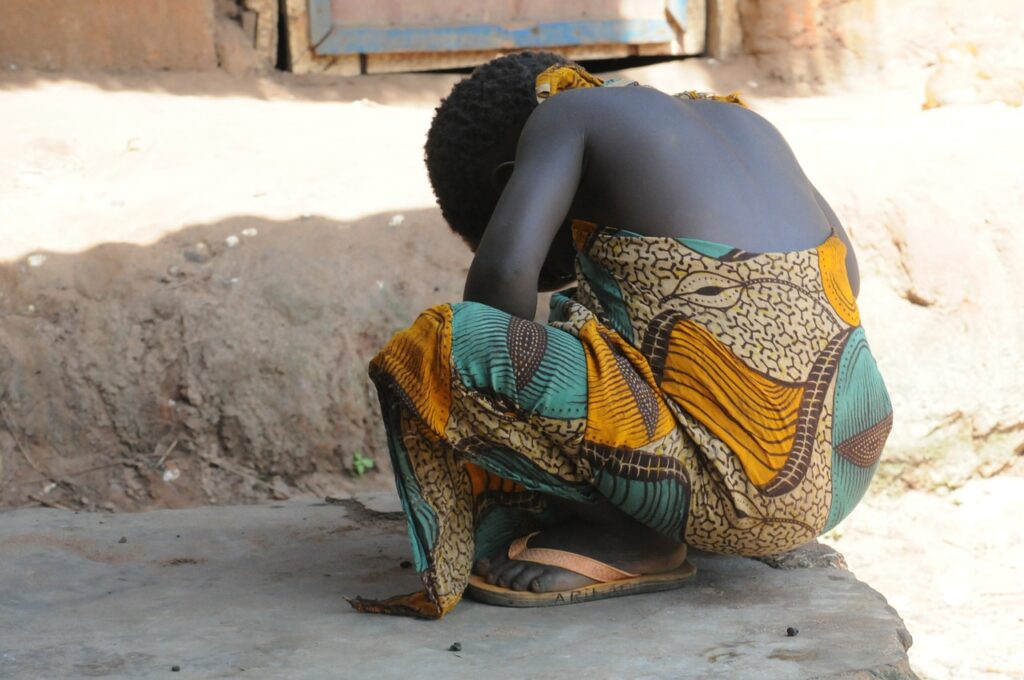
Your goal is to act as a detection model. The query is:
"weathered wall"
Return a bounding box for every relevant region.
[215,0,280,73]
[0,0,278,73]
[741,0,876,82]
[706,0,877,83]
[0,0,218,72]
[708,0,1024,93]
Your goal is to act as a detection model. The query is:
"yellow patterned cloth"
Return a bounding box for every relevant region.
[534,63,749,108]
[535,63,605,102]
[353,221,892,619]
[676,89,749,107]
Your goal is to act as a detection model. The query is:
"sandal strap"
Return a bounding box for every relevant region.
[508,531,638,583]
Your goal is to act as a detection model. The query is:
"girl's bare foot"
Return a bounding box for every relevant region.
[473,518,686,593]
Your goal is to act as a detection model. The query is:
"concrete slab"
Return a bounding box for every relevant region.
[0,495,915,679]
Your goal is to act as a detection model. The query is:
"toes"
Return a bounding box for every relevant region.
[495,561,528,588]
[474,553,507,577]
[485,557,515,585]
[530,568,591,593]
[511,565,546,592]
[529,571,554,593]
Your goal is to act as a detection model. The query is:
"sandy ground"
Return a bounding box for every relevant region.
[823,475,1024,680]
[0,72,457,262]
[1,62,1022,677]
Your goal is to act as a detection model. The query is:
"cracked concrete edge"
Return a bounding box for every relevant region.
[820,659,920,680]
[755,540,917,677]
[753,539,850,570]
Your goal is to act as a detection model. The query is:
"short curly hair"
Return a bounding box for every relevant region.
[425,51,570,250]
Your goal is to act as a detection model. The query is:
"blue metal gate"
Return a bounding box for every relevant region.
[307,0,696,60]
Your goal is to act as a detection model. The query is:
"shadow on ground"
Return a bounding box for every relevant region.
[0,69,462,105]
[0,52,833,106]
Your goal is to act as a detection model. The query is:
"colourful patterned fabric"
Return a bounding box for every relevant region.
[534,63,749,109]
[354,221,892,619]
[675,90,750,108]
[535,63,605,102]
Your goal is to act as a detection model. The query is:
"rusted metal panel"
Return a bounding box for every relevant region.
[327,0,673,27]
[363,44,640,75]
[308,0,698,58]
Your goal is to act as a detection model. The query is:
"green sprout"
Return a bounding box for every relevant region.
[350,451,376,477]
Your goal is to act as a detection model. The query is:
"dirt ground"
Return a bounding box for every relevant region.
[1,42,1022,678]
[822,476,1024,679]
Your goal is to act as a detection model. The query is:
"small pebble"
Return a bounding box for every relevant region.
[225,235,240,248]
[448,642,462,652]
[399,560,412,569]
[171,665,181,672]
[118,536,128,544]
[27,254,47,268]
[786,627,799,637]
[184,245,209,264]
[388,214,405,227]
[241,228,258,237]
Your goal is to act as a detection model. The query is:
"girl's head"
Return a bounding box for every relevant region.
[424,51,570,250]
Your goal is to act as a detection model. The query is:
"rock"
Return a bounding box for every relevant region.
[183,243,211,264]
[0,498,917,679]
[923,44,1024,109]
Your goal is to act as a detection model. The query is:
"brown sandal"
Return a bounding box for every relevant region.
[466,531,696,608]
